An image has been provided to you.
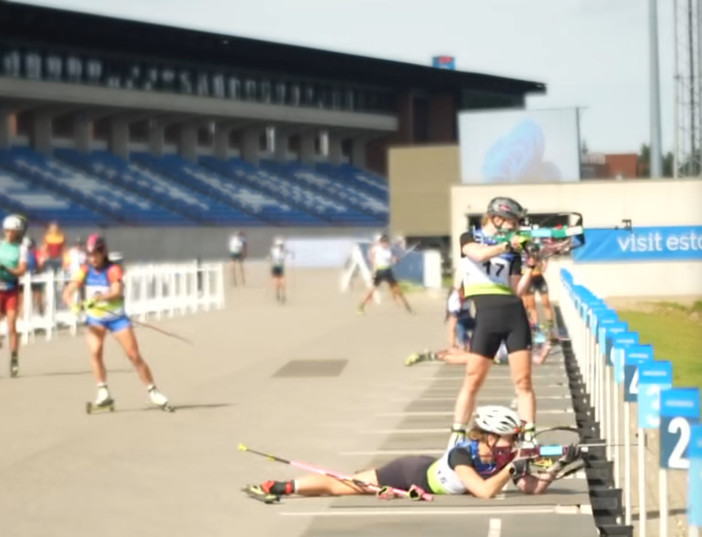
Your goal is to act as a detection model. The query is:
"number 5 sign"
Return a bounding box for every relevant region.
[659,388,700,470]
[637,361,673,429]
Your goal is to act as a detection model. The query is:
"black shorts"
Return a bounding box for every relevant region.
[469,295,532,357]
[271,266,284,277]
[375,455,433,492]
[528,275,548,295]
[373,269,396,286]
[230,252,244,261]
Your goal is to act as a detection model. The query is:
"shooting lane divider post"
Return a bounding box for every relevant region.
[600,320,628,463]
[659,388,700,537]
[637,360,673,537]
[591,308,618,424]
[623,344,654,525]
[611,332,640,492]
[688,424,702,537]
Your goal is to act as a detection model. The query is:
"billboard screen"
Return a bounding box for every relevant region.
[458,108,581,184]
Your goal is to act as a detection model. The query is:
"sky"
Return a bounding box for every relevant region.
[15,0,677,154]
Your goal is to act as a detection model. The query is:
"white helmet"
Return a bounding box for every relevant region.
[474,405,522,435]
[274,237,284,246]
[3,214,24,231]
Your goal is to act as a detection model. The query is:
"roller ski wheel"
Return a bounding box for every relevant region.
[159,403,176,413]
[86,399,115,415]
[242,484,280,504]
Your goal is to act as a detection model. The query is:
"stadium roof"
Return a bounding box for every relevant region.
[0,1,546,96]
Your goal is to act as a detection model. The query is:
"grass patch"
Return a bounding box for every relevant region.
[617,302,702,389]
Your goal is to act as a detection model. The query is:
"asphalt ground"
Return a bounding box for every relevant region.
[0,265,598,537]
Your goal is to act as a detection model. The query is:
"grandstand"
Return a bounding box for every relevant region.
[0,2,544,256]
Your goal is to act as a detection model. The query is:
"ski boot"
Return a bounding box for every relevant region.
[242,483,280,504]
[86,384,115,414]
[518,421,539,448]
[148,385,175,412]
[9,353,18,378]
[405,350,435,366]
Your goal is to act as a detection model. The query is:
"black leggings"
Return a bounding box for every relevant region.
[374,455,434,492]
[469,295,532,358]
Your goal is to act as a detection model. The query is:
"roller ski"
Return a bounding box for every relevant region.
[9,353,18,378]
[242,484,281,504]
[148,385,175,412]
[86,384,115,414]
[405,350,436,366]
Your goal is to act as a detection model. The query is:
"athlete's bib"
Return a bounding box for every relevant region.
[270,246,285,267]
[372,246,393,270]
[461,231,515,297]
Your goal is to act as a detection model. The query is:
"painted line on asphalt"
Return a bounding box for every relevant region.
[280,506,588,517]
[375,409,573,417]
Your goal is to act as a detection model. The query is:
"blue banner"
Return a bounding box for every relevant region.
[573,226,702,262]
[689,424,702,527]
[660,388,700,469]
[598,322,627,364]
[638,361,673,429]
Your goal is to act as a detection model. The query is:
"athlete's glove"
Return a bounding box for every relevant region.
[447,426,466,449]
[82,298,97,310]
[509,234,530,253]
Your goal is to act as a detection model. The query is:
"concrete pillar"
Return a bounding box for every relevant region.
[0,108,11,149]
[213,125,232,161]
[109,118,129,159]
[31,111,53,156]
[328,132,343,165]
[179,123,198,162]
[351,138,367,169]
[148,121,165,156]
[274,129,290,162]
[74,115,92,153]
[241,127,263,166]
[299,130,316,165]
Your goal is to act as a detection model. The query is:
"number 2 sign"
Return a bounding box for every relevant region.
[660,388,700,470]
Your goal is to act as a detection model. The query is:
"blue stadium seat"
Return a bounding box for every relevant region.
[316,162,389,202]
[264,160,388,222]
[57,150,263,225]
[132,153,322,226]
[0,162,111,226]
[6,146,190,226]
[201,156,382,226]
[0,147,118,226]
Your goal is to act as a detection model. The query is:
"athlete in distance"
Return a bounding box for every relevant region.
[448,197,539,448]
[357,233,413,314]
[0,215,29,377]
[243,406,578,502]
[61,234,171,412]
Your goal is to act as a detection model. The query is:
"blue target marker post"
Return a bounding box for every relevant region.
[591,311,618,423]
[609,332,639,488]
[599,322,628,462]
[688,425,702,537]
[636,360,673,537]
[659,388,700,537]
[622,345,654,525]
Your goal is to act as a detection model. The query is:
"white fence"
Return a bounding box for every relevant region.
[1,260,226,344]
[560,269,701,537]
